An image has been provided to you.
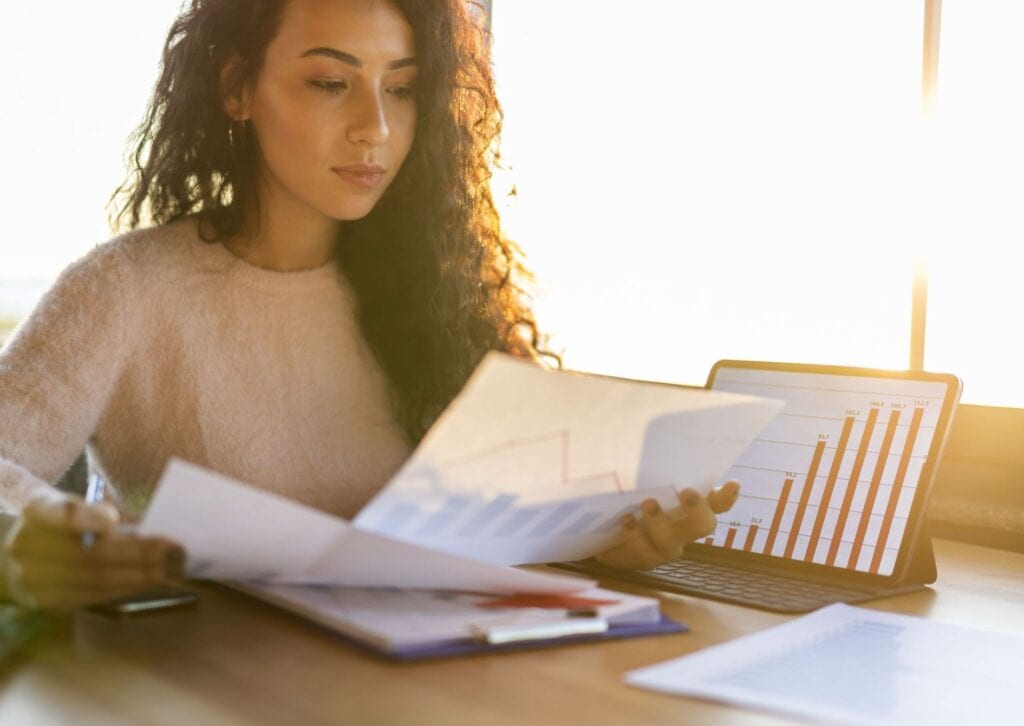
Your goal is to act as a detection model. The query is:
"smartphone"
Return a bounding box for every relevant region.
[86,587,199,616]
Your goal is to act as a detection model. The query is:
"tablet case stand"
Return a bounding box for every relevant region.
[904,524,937,586]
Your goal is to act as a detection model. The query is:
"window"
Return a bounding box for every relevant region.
[491,1,927,386]
[2,1,1021,412]
[0,2,184,339]
[923,1,1024,408]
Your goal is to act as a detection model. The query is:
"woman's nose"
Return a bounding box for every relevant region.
[347,89,389,147]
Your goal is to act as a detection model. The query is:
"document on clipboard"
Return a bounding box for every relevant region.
[140,463,686,659]
[231,583,685,661]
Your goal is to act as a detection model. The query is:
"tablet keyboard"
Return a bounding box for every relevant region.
[557,558,876,614]
[641,559,875,613]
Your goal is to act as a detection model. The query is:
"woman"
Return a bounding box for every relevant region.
[0,0,737,610]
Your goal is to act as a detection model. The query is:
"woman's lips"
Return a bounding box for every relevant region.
[332,164,386,189]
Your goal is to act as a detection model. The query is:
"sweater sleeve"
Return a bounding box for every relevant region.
[0,242,130,512]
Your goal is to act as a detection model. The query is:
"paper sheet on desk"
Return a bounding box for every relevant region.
[626,603,1024,725]
[137,459,593,594]
[355,352,782,564]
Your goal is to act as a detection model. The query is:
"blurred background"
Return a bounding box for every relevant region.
[2,1,1022,408]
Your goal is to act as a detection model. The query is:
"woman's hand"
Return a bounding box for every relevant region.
[0,494,185,611]
[594,481,740,570]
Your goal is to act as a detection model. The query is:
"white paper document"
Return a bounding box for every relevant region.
[137,459,592,595]
[355,353,782,563]
[138,353,780,591]
[626,603,1024,724]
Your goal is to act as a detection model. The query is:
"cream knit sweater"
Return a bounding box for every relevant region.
[0,218,410,520]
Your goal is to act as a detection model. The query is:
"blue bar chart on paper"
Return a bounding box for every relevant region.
[355,430,669,565]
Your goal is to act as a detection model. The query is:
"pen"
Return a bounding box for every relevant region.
[81,471,106,549]
[472,616,608,645]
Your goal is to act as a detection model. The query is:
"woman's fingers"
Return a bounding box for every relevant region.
[15,578,165,611]
[4,527,187,611]
[706,480,740,514]
[596,503,686,570]
[672,488,720,541]
[639,499,685,560]
[10,526,181,564]
[11,559,183,611]
[22,496,120,536]
[95,536,185,573]
[620,514,666,569]
[19,558,169,590]
[2,500,186,611]
[592,514,665,570]
[595,483,743,571]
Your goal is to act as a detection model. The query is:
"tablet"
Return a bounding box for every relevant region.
[703,360,961,585]
[555,360,962,612]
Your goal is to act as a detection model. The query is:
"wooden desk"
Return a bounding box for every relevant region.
[2,538,1023,725]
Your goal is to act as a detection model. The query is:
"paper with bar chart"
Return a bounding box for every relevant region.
[705,367,950,576]
[354,353,783,565]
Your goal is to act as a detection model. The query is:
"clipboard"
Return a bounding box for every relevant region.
[228,582,687,661]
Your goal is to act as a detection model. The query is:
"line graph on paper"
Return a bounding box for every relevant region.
[706,368,949,576]
[438,430,624,495]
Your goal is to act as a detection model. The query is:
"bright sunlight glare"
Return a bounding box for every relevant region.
[492,0,926,387]
[923,0,1024,407]
[2,2,1021,408]
[0,2,184,314]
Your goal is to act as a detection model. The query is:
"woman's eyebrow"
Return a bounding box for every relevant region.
[299,47,417,70]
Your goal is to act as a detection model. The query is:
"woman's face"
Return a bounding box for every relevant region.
[233,0,418,224]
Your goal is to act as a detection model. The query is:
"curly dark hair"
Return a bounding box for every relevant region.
[112,0,555,443]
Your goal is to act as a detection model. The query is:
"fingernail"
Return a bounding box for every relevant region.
[164,546,186,579]
[685,493,700,508]
[644,500,661,516]
[622,514,637,530]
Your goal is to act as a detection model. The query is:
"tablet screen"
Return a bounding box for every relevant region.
[706,363,959,577]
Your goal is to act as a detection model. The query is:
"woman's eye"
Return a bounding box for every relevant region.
[387,85,416,100]
[307,79,347,94]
